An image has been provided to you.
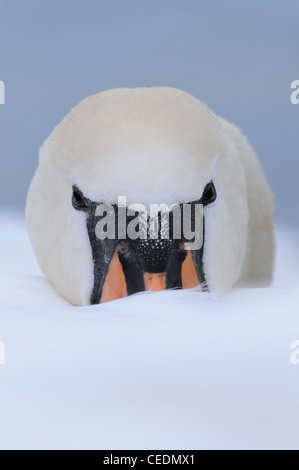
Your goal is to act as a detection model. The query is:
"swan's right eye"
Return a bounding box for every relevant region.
[72,186,88,211]
[200,181,217,206]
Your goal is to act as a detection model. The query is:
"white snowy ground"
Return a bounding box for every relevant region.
[0,211,298,450]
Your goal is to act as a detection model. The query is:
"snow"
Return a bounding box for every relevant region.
[0,212,299,450]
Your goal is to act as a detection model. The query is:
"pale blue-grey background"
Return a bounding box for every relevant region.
[0,0,298,225]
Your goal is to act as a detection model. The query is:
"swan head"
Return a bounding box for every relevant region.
[26,87,251,305]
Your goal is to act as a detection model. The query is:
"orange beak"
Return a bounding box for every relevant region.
[100,249,200,303]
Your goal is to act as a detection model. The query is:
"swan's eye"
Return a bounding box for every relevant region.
[200,181,217,206]
[72,186,88,211]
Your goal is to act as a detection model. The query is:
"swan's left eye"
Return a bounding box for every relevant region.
[200,181,217,206]
[72,186,88,211]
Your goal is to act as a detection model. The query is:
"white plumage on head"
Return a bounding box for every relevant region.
[26,87,274,305]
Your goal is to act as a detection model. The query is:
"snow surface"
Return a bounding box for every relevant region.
[0,211,299,450]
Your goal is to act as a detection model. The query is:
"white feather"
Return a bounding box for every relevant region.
[26,87,274,305]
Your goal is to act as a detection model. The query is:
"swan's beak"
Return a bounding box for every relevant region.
[99,240,201,303]
[86,206,205,304]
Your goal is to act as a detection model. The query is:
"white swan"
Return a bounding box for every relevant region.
[26,87,274,305]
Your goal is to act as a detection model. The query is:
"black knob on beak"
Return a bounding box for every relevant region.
[130,238,175,273]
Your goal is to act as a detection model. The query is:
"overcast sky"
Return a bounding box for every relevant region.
[0,0,298,225]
